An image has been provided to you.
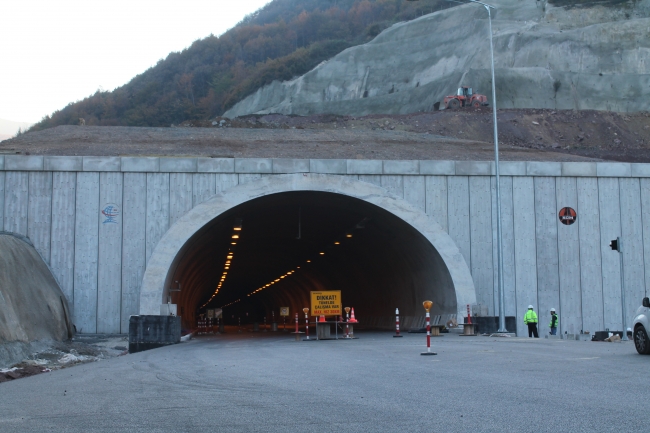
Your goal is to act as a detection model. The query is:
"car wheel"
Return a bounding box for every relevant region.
[634,326,650,354]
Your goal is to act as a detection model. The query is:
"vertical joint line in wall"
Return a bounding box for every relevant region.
[555,177,562,336]
[119,172,125,333]
[534,178,541,318]
[48,172,53,265]
[576,178,584,334]
[641,179,648,299]
[96,173,101,333]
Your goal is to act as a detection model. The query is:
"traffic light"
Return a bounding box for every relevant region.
[610,238,621,252]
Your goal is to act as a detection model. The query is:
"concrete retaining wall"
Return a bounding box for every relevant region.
[1,155,649,336]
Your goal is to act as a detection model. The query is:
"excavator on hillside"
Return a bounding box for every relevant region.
[443,86,489,109]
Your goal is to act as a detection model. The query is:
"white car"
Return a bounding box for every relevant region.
[633,297,650,355]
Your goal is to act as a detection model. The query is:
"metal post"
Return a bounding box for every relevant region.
[443,0,506,332]
[394,308,402,337]
[619,237,628,341]
[305,311,309,340]
[421,301,437,355]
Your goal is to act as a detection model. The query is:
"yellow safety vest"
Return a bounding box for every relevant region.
[524,310,538,324]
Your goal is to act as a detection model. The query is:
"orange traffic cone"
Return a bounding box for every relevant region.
[349,308,358,323]
[319,315,326,322]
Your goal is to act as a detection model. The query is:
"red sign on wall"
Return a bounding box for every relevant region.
[559,207,577,225]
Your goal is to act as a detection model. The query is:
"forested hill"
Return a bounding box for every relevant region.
[29,0,452,132]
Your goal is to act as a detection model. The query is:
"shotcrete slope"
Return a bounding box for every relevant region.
[0,233,73,344]
[225,0,650,117]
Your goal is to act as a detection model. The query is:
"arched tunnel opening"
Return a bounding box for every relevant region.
[167,191,458,331]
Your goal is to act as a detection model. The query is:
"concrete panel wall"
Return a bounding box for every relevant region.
[447,176,471,272]
[74,172,100,333]
[97,172,123,333]
[492,177,516,317]
[170,173,193,226]
[2,157,649,335]
[598,178,623,331]
[193,173,216,207]
[641,179,650,304]
[122,173,147,333]
[27,172,53,262]
[619,178,645,331]
[146,174,170,265]
[425,176,447,232]
[0,172,4,230]
[469,176,494,315]
[50,172,77,309]
[403,176,425,212]
[534,177,560,331]
[577,178,604,333]
[513,177,538,336]
[4,172,29,236]
[556,177,581,335]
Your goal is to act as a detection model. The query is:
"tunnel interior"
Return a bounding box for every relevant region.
[167,191,457,330]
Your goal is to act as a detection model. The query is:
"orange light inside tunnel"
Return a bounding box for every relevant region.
[232,234,239,239]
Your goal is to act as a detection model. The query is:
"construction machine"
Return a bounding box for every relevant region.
[443,86,489,109]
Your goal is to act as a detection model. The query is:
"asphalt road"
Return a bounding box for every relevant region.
[0,331,646,432]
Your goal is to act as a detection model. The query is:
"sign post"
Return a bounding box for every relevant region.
[421,300,437,356]
[303,308,310,340]
[280,307,289,331]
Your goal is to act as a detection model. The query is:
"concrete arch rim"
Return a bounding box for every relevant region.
[139,173,476,316]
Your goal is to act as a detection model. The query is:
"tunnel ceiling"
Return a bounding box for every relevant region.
[170,191,456,327]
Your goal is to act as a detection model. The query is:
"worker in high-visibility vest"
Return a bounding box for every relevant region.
[549,308,559,335]
[524,305,539,338]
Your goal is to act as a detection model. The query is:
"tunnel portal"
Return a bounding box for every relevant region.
[140,174,476,330]
[169,191,457,330]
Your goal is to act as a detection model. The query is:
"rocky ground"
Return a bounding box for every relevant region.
[0,335,127,384]
[4,109,648,162]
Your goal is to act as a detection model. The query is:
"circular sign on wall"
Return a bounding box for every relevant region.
[558,207,577,225]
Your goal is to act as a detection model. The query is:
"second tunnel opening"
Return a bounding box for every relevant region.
[168,191,457,331]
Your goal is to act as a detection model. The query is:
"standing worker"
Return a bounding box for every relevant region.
[524,305,539,338]
[549,308,559,335]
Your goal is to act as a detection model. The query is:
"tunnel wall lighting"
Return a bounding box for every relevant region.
[201,223,243,309]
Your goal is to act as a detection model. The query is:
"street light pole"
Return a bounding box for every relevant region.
[426,0,507,332]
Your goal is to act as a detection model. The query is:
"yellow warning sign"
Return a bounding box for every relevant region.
[310,291,341,316]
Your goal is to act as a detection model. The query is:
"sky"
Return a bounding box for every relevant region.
[0,0,272,125]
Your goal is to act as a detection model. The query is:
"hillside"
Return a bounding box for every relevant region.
[26,0,453,132]
[225,0,650,117]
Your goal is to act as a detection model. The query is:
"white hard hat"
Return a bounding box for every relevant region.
[550,308,556,312]
[528,305,534,309]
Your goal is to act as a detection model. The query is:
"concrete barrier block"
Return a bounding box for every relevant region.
[346,159,382,174]
[273,159,310,173]
[526,161,561,176]
[128,315,181,353]
[383,160,419,175]
[197,158,235,173]
[235,158,273,173]
[562,162,597,177]
[160,157,197,172]
[83,156,120,172]
[44,156,83,171]
[419,160,455,175]
[121,157,159,172]
[493,161,526,176]
[5,155,44,171]
[0,156,5,170]
[309,159,346,174]
[456,161,491,176]
[631,164,650,178]
[596,162,631,177]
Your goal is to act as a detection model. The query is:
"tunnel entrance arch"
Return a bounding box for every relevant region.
[140,174,475,327]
